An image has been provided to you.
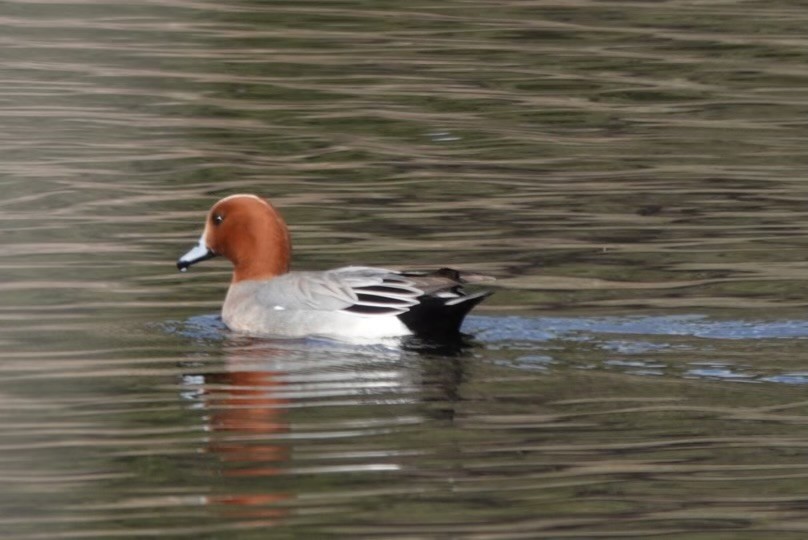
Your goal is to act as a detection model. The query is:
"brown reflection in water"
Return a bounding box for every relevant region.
[197,344,291,522]
[185,336,472,525]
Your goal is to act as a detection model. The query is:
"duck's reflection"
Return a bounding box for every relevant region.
[181,334,476,523]
[182,339,294,520]
[204,368,289,476]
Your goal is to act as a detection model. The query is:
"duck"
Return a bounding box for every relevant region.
[177,194,493,341]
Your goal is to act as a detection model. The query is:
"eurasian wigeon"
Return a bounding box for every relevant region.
[177,194,493,341]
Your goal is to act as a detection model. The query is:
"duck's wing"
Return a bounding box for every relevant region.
[396,267,495,298]
[254,266,494,320]
[254,266,423,316]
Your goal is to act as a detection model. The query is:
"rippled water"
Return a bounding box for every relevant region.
[5,0,808,538]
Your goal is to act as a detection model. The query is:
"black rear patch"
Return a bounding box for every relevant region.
[398,291,492,338]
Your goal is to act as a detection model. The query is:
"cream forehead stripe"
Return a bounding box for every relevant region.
[214,194,271,208]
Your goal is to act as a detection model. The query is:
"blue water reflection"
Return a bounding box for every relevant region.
[168,313,808,385]
[175,313,808,343]
[469,315,808,384]
[468,314,808,341]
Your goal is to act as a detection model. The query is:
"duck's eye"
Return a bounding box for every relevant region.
[212,213,224,226]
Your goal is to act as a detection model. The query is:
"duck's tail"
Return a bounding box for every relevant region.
[398,289,493,339]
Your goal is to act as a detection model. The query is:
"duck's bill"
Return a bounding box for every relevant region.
[177,236,215,271]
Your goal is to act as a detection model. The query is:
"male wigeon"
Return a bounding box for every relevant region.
[177,194,493,341]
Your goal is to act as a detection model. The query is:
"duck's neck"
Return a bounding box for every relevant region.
[232,253,289,283]
[230,222,291,284]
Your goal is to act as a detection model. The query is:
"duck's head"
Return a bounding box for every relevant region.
[177,194,292,282]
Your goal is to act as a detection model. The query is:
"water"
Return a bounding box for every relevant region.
[4,0,808,537]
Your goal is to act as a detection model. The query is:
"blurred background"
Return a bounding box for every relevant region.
[4,0,808,538]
